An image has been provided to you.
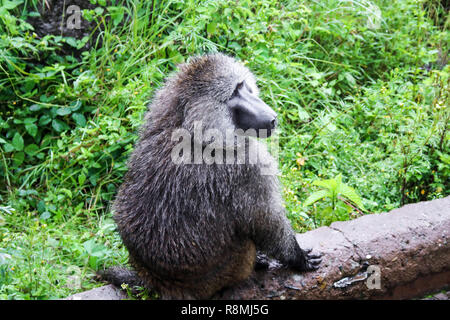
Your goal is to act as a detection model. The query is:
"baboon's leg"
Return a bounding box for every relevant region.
[220,239,257,284]
[152,240,257,299]
[108,241,256,299]
[194,239,257,299]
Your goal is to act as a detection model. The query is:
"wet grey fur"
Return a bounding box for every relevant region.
[104,53,320,299]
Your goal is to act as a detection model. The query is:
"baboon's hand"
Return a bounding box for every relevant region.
[291,248,322,272]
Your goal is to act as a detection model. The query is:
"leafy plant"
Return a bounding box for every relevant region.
[304,174,365,210]
[302,174,366,224]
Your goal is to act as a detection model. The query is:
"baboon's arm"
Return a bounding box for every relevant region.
[248,210,321,271]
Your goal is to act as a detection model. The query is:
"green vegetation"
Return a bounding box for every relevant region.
[0,0,448,299]
[302,174,367,226]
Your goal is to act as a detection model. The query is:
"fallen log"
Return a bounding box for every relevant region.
[66,196,450,300]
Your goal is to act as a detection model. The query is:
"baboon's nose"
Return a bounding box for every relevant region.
[270,116,277,129]
[265,115,277,131]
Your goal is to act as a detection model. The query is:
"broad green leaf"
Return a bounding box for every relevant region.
[70,100,82,112]
[3,0,23,10]
[89,256,99,269]
[13,151,25,166]
[312,178,337,191]
[338,183,366,211]
[229,41,242,51]
[25,123,38,137]
[37,200,46,213]
[24,144,39,156]
[65,37,78,48]
[39,115,52,126]
[72,113,86,127]
[207,22,217,35]
[89,174,98,186]
[83,239,107,257]
[56,107,72,116]
[52,119,68,132]
[94,7,104,15]
[438,151,450,164]
[303,189,330,207]
[40,211,51,220]
[60,188,73,199]
[3,143,15,153]
[12,132,24,151]
[78,173,86,186]
[23,118,37,125]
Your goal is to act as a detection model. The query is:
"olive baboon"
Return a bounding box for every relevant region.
[101,53,321,299]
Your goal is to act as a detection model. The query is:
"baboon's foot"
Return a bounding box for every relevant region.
[298,248,322,271]
[255,252,282,271]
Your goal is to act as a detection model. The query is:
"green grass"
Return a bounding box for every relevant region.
[0,0,448,299]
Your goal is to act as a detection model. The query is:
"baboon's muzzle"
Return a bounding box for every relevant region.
[227,83,278,138]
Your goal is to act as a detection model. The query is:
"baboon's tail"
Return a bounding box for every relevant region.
[97,266,144,289]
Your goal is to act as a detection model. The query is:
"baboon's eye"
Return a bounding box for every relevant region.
[232,81,244,97]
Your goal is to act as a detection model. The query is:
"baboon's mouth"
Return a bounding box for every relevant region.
[233,125,276,138]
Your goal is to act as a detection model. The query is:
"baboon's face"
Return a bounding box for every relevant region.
[177,54,278,140]
[226,81,277,138]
